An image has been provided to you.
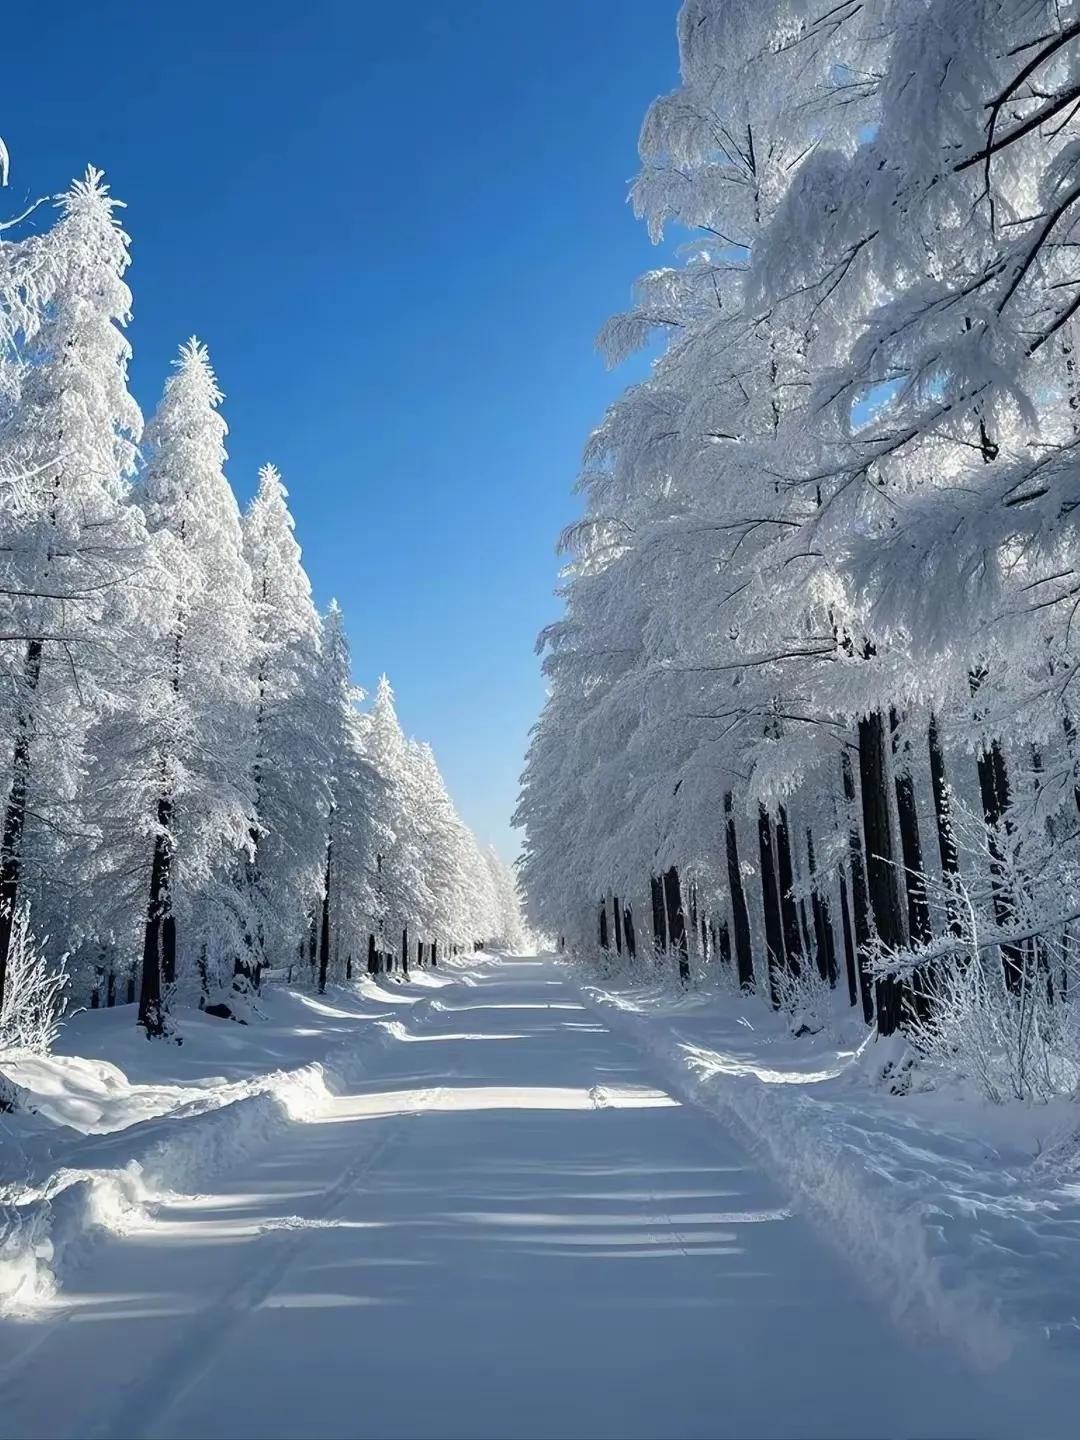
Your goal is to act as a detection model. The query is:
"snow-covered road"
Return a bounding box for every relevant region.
[0,955,1063,1438]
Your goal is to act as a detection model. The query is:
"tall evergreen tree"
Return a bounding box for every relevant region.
[0,169,144,1007]
[242,464,330,976]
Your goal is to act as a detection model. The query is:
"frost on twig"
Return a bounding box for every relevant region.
[0,905,69,1057]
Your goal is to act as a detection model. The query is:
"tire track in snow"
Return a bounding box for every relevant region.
[82,1083,447,1440]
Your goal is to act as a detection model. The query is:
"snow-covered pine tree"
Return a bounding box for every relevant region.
[0,169,145,1011]
[117,339,257,1032]
[242,463,331,981]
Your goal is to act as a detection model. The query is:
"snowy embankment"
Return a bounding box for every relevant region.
[0,966,472,1313]
[570,961,1080,1368]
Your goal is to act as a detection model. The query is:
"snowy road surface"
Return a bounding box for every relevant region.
[0,955,1066,1439]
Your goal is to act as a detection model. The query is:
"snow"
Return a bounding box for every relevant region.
[1,953,1077,1438]
[573,961,1080,1368]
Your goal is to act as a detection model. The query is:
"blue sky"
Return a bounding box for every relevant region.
[3,0,681,859]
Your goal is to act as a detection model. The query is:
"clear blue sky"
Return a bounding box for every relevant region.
[3,0,680,860]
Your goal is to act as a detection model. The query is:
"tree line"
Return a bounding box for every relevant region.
[516,0,1080,1099]
[0,161,522,1044]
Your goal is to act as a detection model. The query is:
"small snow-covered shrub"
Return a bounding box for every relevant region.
[907,946,1080,1105]
[0,905,69,1055]
[773,960,837,1038]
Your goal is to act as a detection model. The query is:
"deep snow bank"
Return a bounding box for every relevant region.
[0,967,467,1313]
[570,962,1080,1368]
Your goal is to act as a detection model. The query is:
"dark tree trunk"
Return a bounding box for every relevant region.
[717,918,732,966]
[969,674,1025,992]
[890,711,932,948]
[838,866,858,1007]
[368,932,377,974]
[162,914,177,990]
[724,792,755,992]
[138,794,173,1038]
[650,874,667,958]
[757,806,786,1007]
[598,901,609,951]
[622,906,636,959]
[346,954,352,980]
[974,738,1025,992]
[858,711,908,1035]
[842,752,875,1023]
[928,712,963,939]
[806,829,838,986]
[431,938,438,968]
[0,638,43,1011]
[775,805,803,978]
[612,896,623,954]
[401,925,410,978]
[663,866,690,984]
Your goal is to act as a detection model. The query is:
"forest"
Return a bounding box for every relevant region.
[0,163,522,1065]
[3,3,1080,1434]
[517,0,1080,1104]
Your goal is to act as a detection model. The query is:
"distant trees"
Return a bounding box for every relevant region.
[516,0,1080,1090]
[0,163,514,1037]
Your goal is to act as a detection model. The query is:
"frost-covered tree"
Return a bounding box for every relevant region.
[484,847,526,952]
[519,0,1080,1084]
[0,169,145,1011]
[116,339,256,1032]
[242,463,330,980]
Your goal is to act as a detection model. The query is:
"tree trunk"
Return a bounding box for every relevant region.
[623,905,636,960]
[928,712,962,940]
[974,737,1025,992]
[162,914,177,990]
[401,925,410,978]
[717,918,732,967]
[138,794,172,1038]
[598,901,609,951]
[612,896,623,954]
[367,932,377,974]
[837,866,858,1007]
[0,638,43,1011]
[775,805,803,978]
[890,711,932,948]
[317,832,332,994]
[757,806,785,1007]
[969,674,1025,992]
[431,938,438,968]
[806,829,838,986]
[858,711,908,1035]
[650,874,667,958]
[662,866,690,984]
[842,752,875,1023]
[724,792,755,992]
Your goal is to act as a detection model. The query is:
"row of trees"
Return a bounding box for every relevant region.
[517,0,1080,1095]
[0,162,522,1041]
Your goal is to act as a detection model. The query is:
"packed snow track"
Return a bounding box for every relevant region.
[0,955,1063,1439]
